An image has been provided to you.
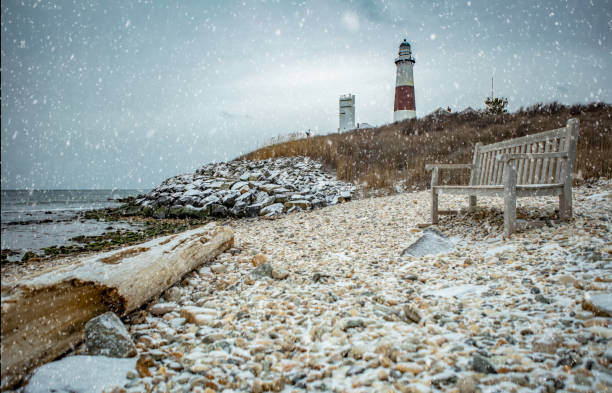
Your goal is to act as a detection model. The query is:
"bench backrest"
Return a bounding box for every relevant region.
[469,118,579,186]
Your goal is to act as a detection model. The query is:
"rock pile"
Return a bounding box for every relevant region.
[134,157,355,219]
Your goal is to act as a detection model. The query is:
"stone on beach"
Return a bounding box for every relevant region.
[180,306,218,326]
[84,312,137,358]
[18,179,612,393]
[150,302,176,315]
[582,292,612,317]
[25,355,136,393]
[401,227,455,257]
[471,354,496,374]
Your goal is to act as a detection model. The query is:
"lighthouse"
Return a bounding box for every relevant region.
[393,39,416,121]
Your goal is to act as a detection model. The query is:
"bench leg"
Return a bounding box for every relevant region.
[431,168,439,225]
[503,161,517,237]
[504,194,516,237]
[559,184,572,220]
[469,196,477,210]
[432,189,439,224]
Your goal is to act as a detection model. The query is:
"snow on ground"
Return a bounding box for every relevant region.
[25,179,612,392]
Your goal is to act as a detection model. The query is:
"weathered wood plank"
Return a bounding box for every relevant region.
[528,142,539,184]
[487,151,496,185]
[516,144,526,184]
[478,152,488,185]
[498,152,569,162]
[425,164,473,170]
[434,183,564,196]
[478,126,568,153]
[542,138,553,183]
[534,141,544,184]
[555,134,568,182]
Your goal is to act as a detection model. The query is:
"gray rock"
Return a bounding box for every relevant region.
[84,312,137,358]
[156,195,173,206]
[535,294,552,304]
[533,335,562,354]
[150,302,177,315]
[221,190,241,206]
[210,203,228,217]
[24,355,136,393]
[343,318,365,331]
[251,262,273,278]
[401,227,455,257]
[153,206,168,219]
[457,375,477,393]
[235,189,256,205]
[260,203,285,216]
[272,267,289,280]
[346,365,365,376]
[472,354,496,374]
[164,286,183,302]
[245,204,262,218]
[231,181,249,191]
[211,263,228,274]
[229,206,245,218]
[273,193,291,203]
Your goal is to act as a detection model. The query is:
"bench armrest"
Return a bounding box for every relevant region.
[425,164,473,171]
[496,152,568,163]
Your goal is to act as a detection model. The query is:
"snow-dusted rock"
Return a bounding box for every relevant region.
[135,157,356,219]
[84,312,137,358]
[583,292,612,317]
[25,355,136,393]
[150,302,177,315]
[401,227,456,257]
[260,203,285,217]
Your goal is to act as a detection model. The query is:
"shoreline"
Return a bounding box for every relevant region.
[4,179,611,391]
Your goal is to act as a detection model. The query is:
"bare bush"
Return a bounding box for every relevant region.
[241,102,611,190]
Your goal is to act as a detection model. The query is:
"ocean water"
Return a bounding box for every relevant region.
[1,189,148,261]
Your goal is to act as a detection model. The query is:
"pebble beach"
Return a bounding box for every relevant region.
[42,178,610,393]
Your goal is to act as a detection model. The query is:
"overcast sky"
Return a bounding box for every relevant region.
[2,0,610,189]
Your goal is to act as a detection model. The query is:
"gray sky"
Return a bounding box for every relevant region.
[2,0,610,189]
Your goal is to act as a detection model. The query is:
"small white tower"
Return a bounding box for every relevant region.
[393,39,416,121]
[339,94,355,132]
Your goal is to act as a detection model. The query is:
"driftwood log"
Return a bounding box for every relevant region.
[1,223,233,390]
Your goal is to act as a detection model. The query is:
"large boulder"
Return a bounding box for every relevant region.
[25,355,136,393]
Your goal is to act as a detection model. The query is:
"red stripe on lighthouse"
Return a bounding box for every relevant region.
[394,85,415,111]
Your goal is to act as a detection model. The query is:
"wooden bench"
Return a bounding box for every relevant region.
[425,118,580,237]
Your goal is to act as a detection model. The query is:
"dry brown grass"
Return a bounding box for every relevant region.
[241,102,612,190]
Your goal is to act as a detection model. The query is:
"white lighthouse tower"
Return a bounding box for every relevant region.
[393,39,416,121]
[338,94,355,132]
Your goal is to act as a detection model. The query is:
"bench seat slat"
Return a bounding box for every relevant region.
[434,183,564,198]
